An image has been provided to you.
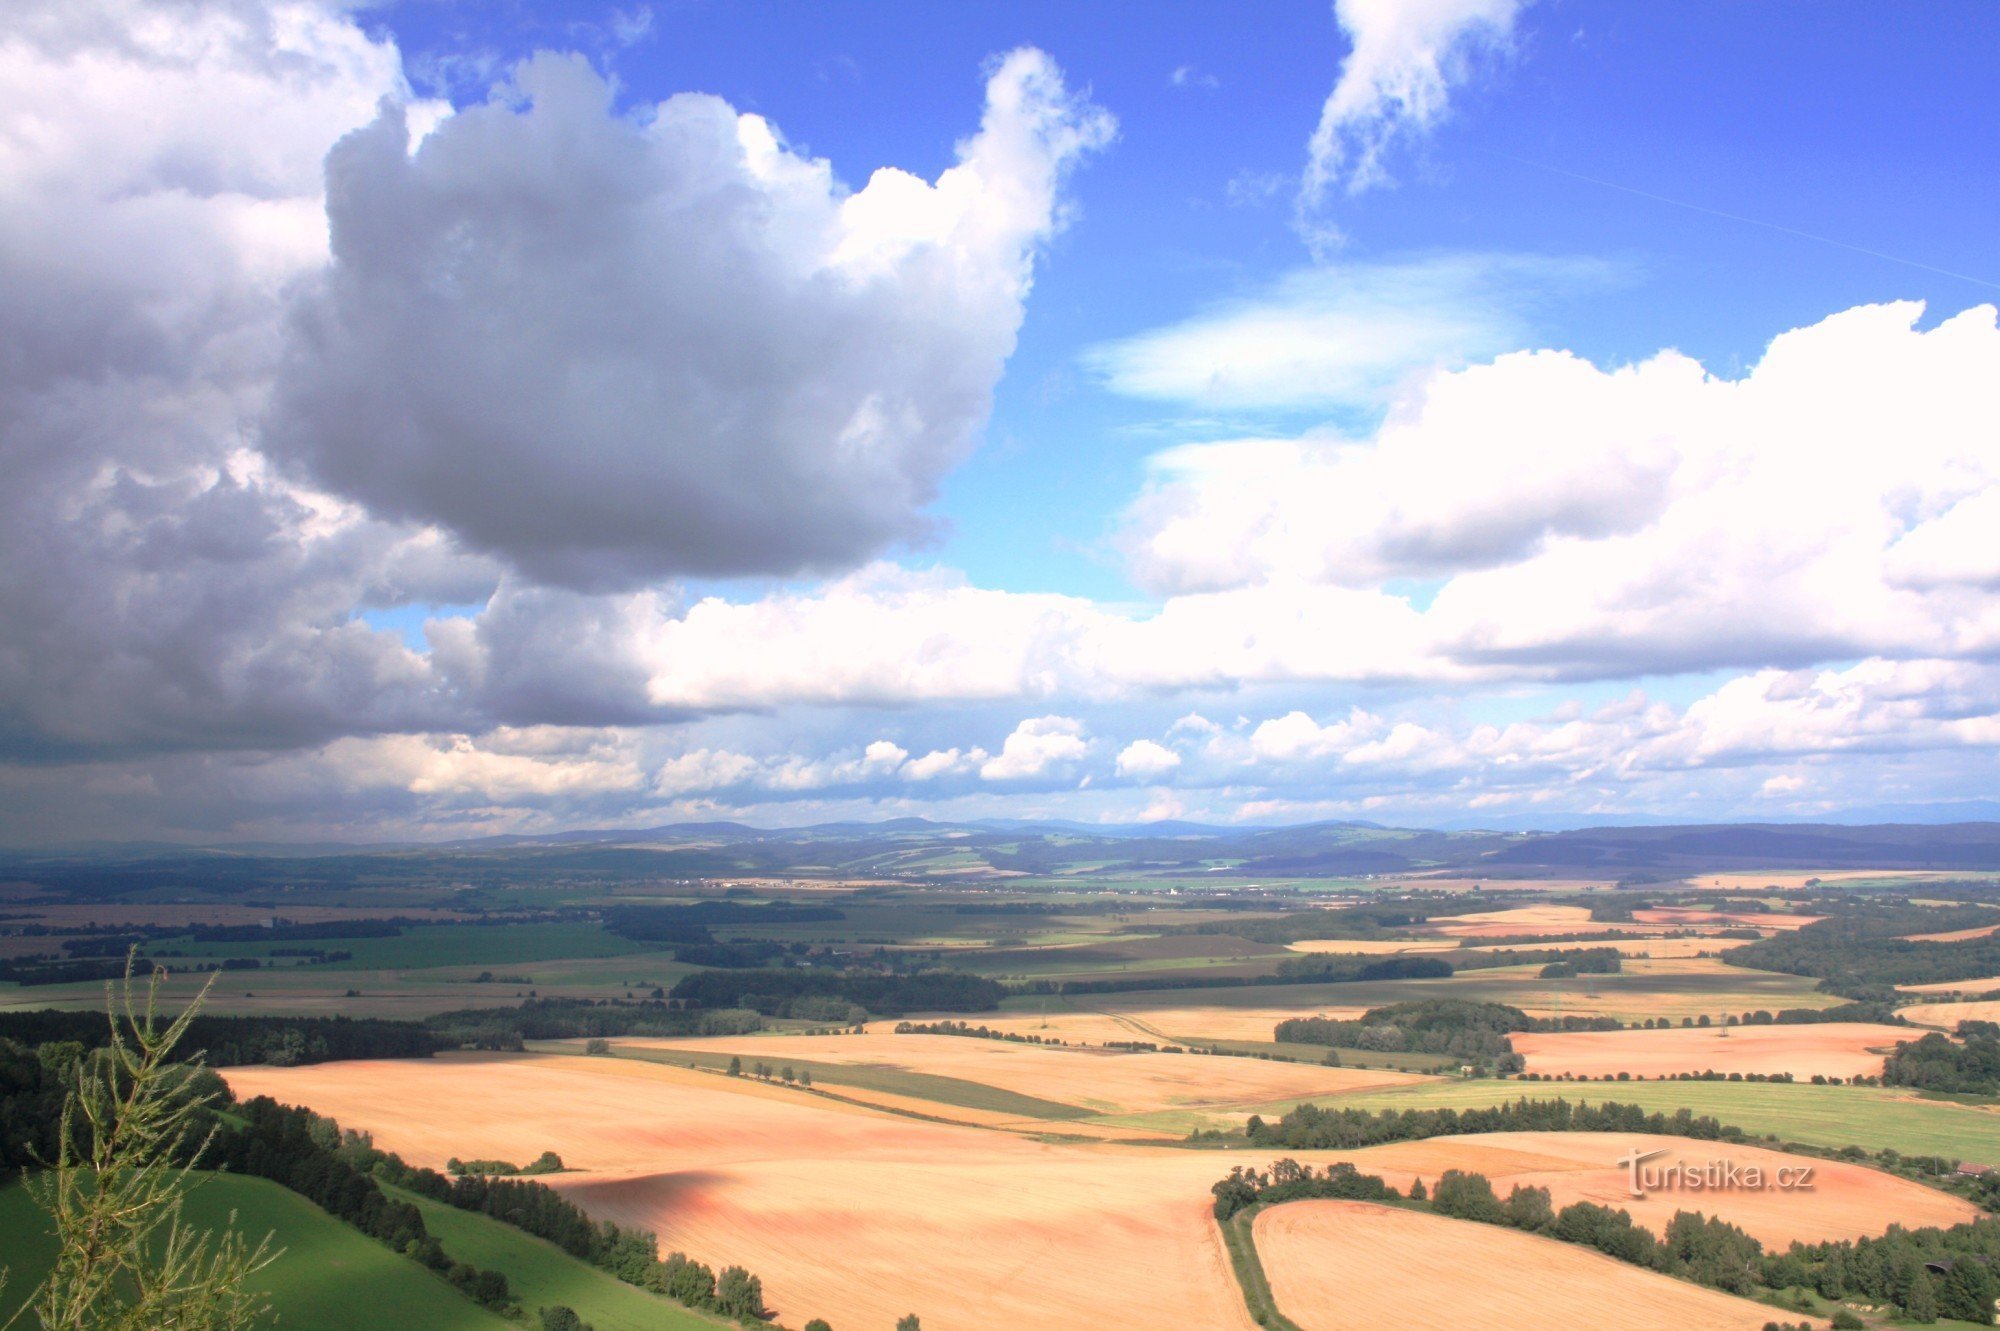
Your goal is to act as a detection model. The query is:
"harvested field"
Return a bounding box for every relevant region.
[1334,1131,1978,1246]
[1282,939,1458,955]
[1422,904,1639,938]
[1464,935,1749,959]
[1256,1200,1777,1331]
[224,1054,1271,1330]
[222,1058,1970,1328]
[1899,999,2000,1029]
[607,1031,1424,1116]
[1510,1022,1918,1081]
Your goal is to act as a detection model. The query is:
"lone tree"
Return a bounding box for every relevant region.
[9,953,277,1330]
[897,1317,922,1331]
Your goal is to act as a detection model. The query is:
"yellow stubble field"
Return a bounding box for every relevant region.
[608,1030,1425,1116]
[1256,1201,1780,1330]
[223,1057,1975,1329]
[1510,1022,1920,1081]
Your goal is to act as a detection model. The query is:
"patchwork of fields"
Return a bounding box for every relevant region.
[11,861,1999,1330]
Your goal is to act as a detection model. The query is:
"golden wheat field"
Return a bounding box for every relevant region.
[1898,999,2000,1029]
[1255,1200,1780,1330]
[1510,1022,1918,1081]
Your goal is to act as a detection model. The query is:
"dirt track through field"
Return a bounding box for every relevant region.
[1511,1021,1918,1080]
[1256,1201,1778,1330]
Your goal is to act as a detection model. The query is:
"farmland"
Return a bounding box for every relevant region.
[1510,1021,1921,1081]
[7,825,2000,1329]
[1255,1201,1779,1330]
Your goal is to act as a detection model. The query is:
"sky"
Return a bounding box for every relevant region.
[2,0,1998,844]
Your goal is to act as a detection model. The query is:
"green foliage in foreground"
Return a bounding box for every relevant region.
[0,1175,510,1331]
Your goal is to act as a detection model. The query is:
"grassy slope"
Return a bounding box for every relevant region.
[612,1044,1096,1120]
[0,1174,510,1331]
[390,1187,728,1331]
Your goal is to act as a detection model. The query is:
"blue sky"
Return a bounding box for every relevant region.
[357,0,2000,602]
[2,0,1998,840]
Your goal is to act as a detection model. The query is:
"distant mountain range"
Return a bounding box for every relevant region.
[8,818,2000,892]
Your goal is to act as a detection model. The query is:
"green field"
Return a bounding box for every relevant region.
[604,1043,1096,1120]
[0,1174,509,1330]
[392,1187,726,1331]
[154,922,655,970]
[996,961,1841,1026]
[1247,1078,2000,1163]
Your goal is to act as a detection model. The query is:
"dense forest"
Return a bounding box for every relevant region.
[669,966,1006,1017]
[1883,1024,2000,1095]
[1232,1097,1748,1152]
[1726,905,2000,996]
[0,1009,441,1066]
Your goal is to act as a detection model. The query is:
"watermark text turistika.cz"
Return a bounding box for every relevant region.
[1616,1147,1815,1199]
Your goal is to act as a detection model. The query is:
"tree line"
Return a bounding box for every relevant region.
[1212,1157,2000,1324]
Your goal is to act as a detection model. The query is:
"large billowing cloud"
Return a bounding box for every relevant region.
[1119,301,2000,676]
[267,49,1113,589]
[0,0,484,762]
[0,0,1110,772]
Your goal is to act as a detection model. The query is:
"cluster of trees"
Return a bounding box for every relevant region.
[670,967,1005,1017]
[1210,1158,1400,1221]
[1210,1152,2000,1324]
[1727,905,2000,996]
[0,1007,442,1066]
[1231,1097,1746,1151]
[426,998,763,1049]
[378,1153,771,1322]
[1537,946,1626,978]
[446,1150,565,1177]
[893,1020,1062,1044]
[212,1096,517,1314]
[1883,1023,2000,1095]
[724,1056,812,1088]
[1270,954,1455,984]
[1274,999,1531,1064]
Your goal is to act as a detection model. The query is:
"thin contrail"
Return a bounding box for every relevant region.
[1488,149,2000,293]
